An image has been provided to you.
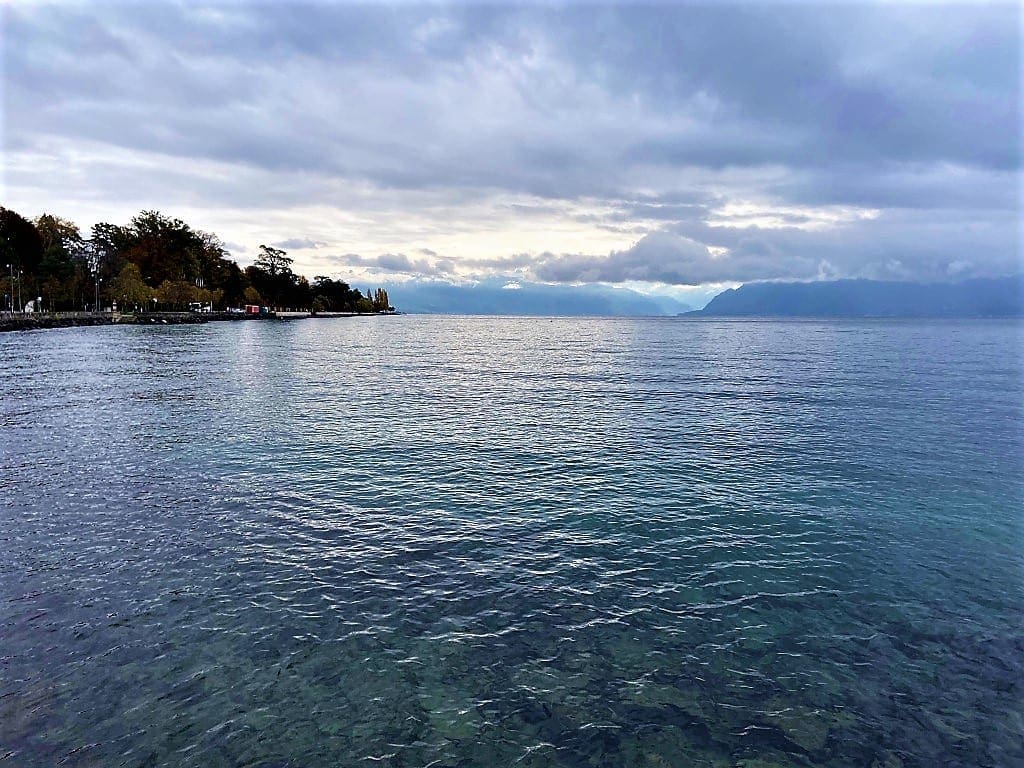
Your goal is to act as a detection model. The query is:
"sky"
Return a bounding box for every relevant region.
[2,1,1021,305]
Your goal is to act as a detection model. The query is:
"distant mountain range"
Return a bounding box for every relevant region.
[389,279,692,316]
[688,276,1024,318]
[385,276,1024,318]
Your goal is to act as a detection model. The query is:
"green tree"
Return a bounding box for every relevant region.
[243,285,263,305]
[0,208,44,273]
[312,275,361,311]
[35,214,84,310]
[35,214,82,255]
[217,261,247,307]
[253,244,293,276]
[200,235,246,306]
[372,287,391,312]
[155,279,195,310]
[248,245,297,308]
[110,263,153,310]
[0,207,44,309]
[126,211,201,286]
[196,285,224,308]
[0,210,384,315]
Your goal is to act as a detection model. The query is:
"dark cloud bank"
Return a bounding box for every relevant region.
[4,2,1020,295]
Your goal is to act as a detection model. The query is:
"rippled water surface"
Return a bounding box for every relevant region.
[2,317,1022,768]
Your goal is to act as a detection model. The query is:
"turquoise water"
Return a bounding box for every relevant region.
[1,317,1021,767]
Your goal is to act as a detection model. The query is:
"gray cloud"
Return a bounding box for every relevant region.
[329,252,456,277]
[2,2,1020,287]
[7,4,1018,188]
[529,206,1019,287]
[271,238,327,250]
[534,234,720,285]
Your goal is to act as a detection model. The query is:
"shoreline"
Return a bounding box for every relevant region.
[0,310,394,333]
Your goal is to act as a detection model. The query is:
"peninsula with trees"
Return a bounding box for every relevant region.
[0,206,393,329]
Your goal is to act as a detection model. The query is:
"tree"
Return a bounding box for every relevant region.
[254,245,293,276]
[126,211,201,286]
[87,212,249,308]
[372,287,391,312]
[248,245,297,308]
[89,222,130,282]
[200,234,246,306]
[0,209,393,314]
[195,285,223,308]
[0,208,44,309]
[35,214,84,310]
[0,208,44,274]
[155,279,195,309]
[217,261,247,307]
[293,275,312,308]
[110,263,152,310]
[35,214,82,256]
[312,275,362,312]
[38,248,81,310]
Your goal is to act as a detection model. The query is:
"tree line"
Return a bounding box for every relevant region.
[0,206,394,314]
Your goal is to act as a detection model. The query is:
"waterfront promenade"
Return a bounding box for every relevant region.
[0,309,386,332]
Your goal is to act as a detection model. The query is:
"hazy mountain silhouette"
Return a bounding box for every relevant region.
[689,277,1024,318]
[389,280,692,316]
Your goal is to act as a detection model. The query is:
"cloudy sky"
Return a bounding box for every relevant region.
[2,1,1020,301]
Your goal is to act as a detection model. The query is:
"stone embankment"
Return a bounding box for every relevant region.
[0,311,275,333]
[0,310,396,332]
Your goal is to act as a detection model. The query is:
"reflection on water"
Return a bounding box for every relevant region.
[1,317,1022,767]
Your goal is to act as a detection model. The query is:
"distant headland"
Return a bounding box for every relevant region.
[686,277,1024,319]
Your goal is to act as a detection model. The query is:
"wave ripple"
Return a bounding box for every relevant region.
[2,317,1022,767]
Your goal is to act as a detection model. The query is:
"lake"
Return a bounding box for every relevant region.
[1,316,1021,767]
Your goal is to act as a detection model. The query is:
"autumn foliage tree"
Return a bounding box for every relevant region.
[110,263,152,309]
[372,288,391,312]
[0,206,395,313]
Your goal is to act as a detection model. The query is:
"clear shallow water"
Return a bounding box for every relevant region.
[1,316,1021,768]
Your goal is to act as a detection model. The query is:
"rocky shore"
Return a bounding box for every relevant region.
[0,310,394,332]
[0,311,274,333]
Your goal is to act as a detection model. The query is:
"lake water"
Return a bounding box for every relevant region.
[1,317,1021,768]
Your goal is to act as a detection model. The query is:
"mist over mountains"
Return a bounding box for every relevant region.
[387,276,1024,318]
[386,280,693,316]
